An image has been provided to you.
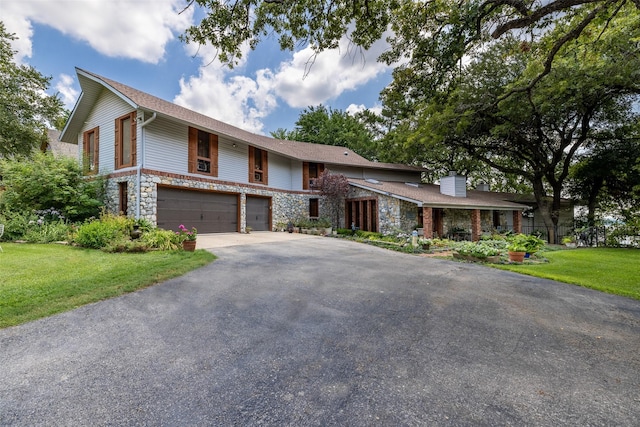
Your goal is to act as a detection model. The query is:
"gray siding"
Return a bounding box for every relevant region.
[78,89,134,175]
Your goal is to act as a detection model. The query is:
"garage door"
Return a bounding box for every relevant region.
[157,187,238,233]
[246,196,270,231]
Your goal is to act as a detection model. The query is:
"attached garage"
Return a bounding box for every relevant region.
[157,187,238,233]
[246,196,271,231]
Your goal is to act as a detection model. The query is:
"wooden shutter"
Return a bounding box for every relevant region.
[248,146,255,182]
[130,112,137,166]
[210,133,218,177]
[188,127,197,173]
[114,118,120,168]
[318,163,325,176]
[303,162,310,190]
[94,127,99,171]
[261,149,268,185]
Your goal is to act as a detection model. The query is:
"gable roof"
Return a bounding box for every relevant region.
[349,179,529,210]
[61,68,423,172]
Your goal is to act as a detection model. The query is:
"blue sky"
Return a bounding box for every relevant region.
[2,0,394,135]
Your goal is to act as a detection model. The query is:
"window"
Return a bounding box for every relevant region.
[303,162,324,190]
[188,127,218,176]
[119,182,128,215]
[82,127,99,174]
[249,146,268,184]
[115,112,137,169]
[309,198,319,218]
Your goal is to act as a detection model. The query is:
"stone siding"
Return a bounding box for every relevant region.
[104,170,315,230]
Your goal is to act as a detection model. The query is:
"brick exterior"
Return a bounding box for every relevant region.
[471,209,482,242]
[513,210,522,234]
[422,207,433,238]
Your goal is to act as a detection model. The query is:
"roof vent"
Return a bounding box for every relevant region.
[440,173,467,197]
[405,182,420,188]
[476,182,490,192]
[365,178,381,185]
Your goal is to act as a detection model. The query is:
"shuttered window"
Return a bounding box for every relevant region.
[115,112,137,169]
[82,127,99,175]
[303,162,324,190]
[188,127,219,176]
[249,146,268,185]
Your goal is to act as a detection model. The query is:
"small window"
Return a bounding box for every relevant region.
[115,112,136,169]
[119,182,128,215]
[188,127,218,176]
[249,146,268,184]
[303,162,324,189]
[309,198,319,218]
[83,127,99,174]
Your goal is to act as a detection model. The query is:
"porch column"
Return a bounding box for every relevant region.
[422,206,433,238]
[513,210,522,234]
[471,209,481,242]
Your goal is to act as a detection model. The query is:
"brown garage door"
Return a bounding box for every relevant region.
[157,187,238,233]
[246,196,270,231]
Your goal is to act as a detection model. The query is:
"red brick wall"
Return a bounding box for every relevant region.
[471,209,481,241]
[513,210,522,234]
[422,207,433,238]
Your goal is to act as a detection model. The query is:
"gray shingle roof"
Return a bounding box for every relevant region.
[349,179,529,209]
[65,68,423,172]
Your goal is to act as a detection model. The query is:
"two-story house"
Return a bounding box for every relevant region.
[60,68,530,239]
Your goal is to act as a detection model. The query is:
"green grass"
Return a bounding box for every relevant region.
[493,248,640,300]
[0,243,216,328]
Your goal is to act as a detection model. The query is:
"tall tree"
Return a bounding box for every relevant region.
[183,0,638,86]
[271,105,379,160]
[0,22,65,158]
[568,124,640,225]
[401,10,640,243]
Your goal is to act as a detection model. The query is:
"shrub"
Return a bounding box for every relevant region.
[74,213,132,249]
[0,152,104,222]
[140,228,182,251]
[0,211,38,241]
[456,241,501,258]
[23,221,72,243]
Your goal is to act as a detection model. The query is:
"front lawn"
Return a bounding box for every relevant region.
[492,248,640,300]
[0,244,216,328]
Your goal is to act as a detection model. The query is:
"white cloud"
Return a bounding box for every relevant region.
[2,0,192,63]
[55,74,80,110]
[268,34,393,108]
[174,32,393,133]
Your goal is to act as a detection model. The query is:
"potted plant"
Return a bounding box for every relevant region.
[507,241,527,262]
[562,235,577,248]
[245,226,253,234]
[177,224,197,251]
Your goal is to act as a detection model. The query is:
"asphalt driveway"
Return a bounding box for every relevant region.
[1,235,639,426]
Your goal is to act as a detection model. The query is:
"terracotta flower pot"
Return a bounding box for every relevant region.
[182,240,197,251]
[508,251,526,262]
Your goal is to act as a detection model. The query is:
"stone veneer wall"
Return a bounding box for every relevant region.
[103,170,315,230]
[347,187,419,235]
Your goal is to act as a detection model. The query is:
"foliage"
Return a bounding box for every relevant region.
[22,221,71,244]
[0,152,104,222]
[272,105,379,160]
[73,213,132,249]
[394,12,640,243]
[311,170,350,228]
[0,244,216,328]
[141,228,183,251]
[493,248,640,300]
[605,217,640,248]
[183,1,636,84]
[507,234,546,253]
[455,241,501,258]
[0,22,67,157]
[176,224,198,242]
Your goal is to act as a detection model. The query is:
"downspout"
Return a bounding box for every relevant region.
[136,112,157,219]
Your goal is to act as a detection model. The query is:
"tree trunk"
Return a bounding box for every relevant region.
[532,177,561,244]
